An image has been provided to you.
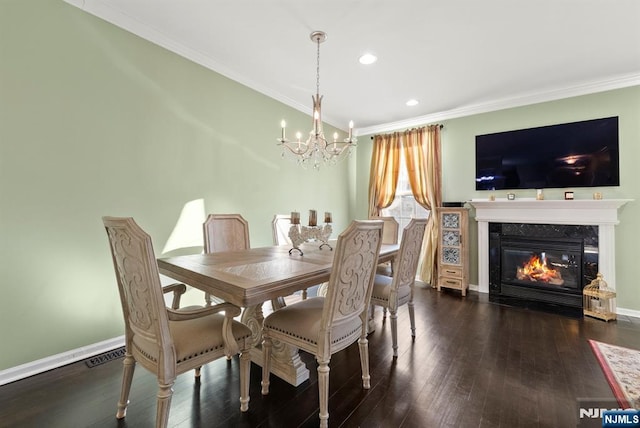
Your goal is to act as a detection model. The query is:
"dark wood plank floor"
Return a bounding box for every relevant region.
[2,286,639,428]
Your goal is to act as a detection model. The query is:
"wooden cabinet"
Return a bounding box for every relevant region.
[436,207,469,296]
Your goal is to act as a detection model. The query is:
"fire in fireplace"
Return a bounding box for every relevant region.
[489,223,598,315]
[517,254,565,285]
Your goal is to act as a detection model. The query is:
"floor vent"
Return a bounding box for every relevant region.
[85,346,125,368]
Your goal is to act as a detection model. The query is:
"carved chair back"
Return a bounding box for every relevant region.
[392,218,428,292]
[203,214,250,253]
[272,214,292,245]
[370,216,399,245]
[319,220,383,357]
[103,217,174,370]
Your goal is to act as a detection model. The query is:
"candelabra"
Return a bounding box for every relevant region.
[288,210,333,255]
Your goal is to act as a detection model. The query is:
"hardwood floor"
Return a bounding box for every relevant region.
[2,286,639,428]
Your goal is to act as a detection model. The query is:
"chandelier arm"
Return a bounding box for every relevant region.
[279,141,312,156]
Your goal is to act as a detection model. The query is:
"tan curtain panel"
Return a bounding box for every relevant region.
[403,125,442,286]
[368,133,401,217]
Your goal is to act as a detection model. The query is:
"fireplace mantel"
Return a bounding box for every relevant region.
[468,198,632,294]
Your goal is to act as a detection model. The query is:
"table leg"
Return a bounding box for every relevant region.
[241,302,310,387]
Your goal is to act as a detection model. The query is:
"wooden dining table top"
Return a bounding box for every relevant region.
[157,241,399,308]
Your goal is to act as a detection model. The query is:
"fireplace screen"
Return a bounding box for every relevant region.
[501,237,582,291]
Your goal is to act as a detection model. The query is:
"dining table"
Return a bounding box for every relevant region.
[157,240,399,386]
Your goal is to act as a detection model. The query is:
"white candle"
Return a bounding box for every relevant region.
[348,120,354,140]
[291,211,300,225]
[281,120,286,140]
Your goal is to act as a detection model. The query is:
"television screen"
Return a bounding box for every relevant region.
[475,116,620,191]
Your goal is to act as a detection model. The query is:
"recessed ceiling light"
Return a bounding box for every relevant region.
[358,53,377,65]
[406,99,419,106]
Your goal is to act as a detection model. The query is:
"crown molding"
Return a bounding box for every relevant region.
[64,0,640,135]
[357,73,640,137]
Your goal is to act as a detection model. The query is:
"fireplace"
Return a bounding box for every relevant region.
[468,199,630,316]
[488,222,598,313]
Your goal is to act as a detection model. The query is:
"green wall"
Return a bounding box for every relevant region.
[0,1,353,370]
[356,86,640,312]
[2,0,638,373]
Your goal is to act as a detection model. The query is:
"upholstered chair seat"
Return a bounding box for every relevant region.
[371,274,411,304]
[167,310,252,364]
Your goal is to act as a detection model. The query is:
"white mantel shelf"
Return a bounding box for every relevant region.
[467,198,633,294]
[468,198,632,225]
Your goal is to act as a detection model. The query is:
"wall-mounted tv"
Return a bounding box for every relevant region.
[475,116,620,191]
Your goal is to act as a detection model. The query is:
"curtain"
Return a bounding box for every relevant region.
[403,125,442,286]
[368,133,402,217]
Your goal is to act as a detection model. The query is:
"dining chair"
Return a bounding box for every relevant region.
[261,220,383,428]
[203,213,250,306]
[370,216,399,276]
[272,214,292,246]
[103,217,252,428]
[271,214,314,300]
[370,217,427,357]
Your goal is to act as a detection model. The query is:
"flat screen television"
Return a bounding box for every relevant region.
[475,116,620,191]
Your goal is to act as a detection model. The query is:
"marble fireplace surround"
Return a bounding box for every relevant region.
[468,199,632,294]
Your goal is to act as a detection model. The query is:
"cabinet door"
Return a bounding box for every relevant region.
[440,212,462,266]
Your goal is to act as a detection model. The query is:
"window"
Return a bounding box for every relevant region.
[380,151,430,234]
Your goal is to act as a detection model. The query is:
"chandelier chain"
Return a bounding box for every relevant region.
[316,36,321,97]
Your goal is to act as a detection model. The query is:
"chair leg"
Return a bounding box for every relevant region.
[409,301,416,340]
[358,337,371,389]
[317,357,330,428]
[261,336,272,395]
[382,307,388,320]
[239,350,250,412]
[204,292,212,307]
[156,381,174,428]
[390,310,399,357]
[302,288,308,300]
[194,366,201,378]
[116,353,136,419]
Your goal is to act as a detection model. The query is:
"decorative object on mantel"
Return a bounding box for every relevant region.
[564,191,574,200]
[277,31,356,170]
[507,193,516,200]
[593,191,603,200]
[583,273,616,321]
[536,189,544,200]
[288,210,333,255]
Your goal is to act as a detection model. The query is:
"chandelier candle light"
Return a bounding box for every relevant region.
[278,31,357,170]
[288,210,333,255]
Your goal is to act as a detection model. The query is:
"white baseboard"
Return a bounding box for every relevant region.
[0,335,125,386]
[617,306,640,319]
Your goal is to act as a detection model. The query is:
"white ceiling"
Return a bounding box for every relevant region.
[65,0,640,135]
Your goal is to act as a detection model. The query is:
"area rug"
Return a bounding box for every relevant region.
[589,339,640,409]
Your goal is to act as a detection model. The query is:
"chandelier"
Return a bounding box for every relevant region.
[277,31,356,170]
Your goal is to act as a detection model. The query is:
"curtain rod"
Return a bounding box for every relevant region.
[370,124,443,139]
